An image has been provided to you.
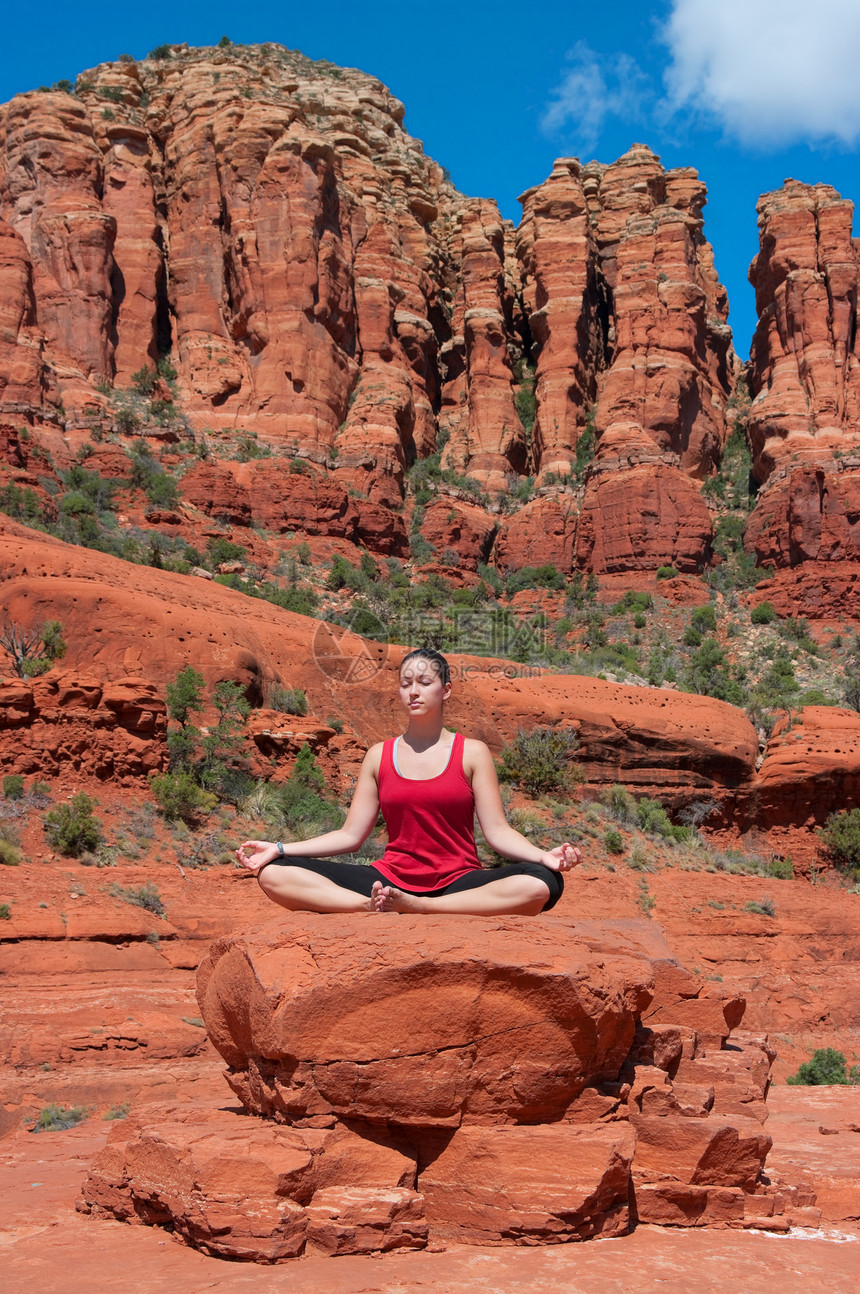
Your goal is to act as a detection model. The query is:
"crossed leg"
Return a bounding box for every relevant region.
[371,875,550,916]
[257,864,376,913]
[257,863,552,916]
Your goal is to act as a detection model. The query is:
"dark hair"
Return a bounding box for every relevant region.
[399,648,451,685]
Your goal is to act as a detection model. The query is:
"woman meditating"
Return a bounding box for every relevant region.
[237,648,581,914]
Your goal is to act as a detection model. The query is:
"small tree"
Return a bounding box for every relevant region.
[819,808,860,872]
[44,793,103,856]
[166,665,205,726]
[786,1048,860,1086]
[497,727,579,798]
[0,617,66,678]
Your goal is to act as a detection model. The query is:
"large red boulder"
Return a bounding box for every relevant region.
[196,915,656,1128]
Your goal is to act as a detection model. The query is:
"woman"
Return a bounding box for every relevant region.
[237,648,581,914]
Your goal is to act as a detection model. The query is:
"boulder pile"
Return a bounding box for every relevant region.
[78,914,818,1260]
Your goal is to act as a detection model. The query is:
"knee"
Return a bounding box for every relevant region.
[257,863,281,897]
[522,876,551,911]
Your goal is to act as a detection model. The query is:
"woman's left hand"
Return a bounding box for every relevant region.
[539,843,582,872]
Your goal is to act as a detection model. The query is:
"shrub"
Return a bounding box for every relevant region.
[103,1103,130,1120]
[3,774,24,800]
[32,1103,89,1132]
[786,1048,860,1086]
[44,793,103,856]
[598,784,636,823]
[110,882,165,917]
[0,903,10,920]
[603,828,624,855]
[691,604,717,635]
[506,565,565,595]
[656,565,679,580]
[0,616,67,679]
[751,601,777,625]
[207,536,247,567]
[270,686,308,716]
[819,808,860,871]
[496,726,580,798]
[767,858,794,880]
[745,897,776,917]
[0,839,21,866]
[150,770,216,823]
[636,797,674,836]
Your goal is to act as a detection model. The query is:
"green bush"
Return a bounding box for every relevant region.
[150,770,216,823]
[270,686,308,716]
[745,897,776,917]
[130,366,157,396]
[819,808,860,871]
[603,828,624,855]
[3,774,24,800]
[751,601,777,625]
[786,1048,860,1086]
[767,858,794,880]
[110,882,165,917]
[599,783,636,823]
[656,565,679,580]
[497,726,579,798]
[32,1103,89,1132]
[44,793,103,856]
[0,839,21,866]
[506,565,565,595]
[691,605,717,634]
[0,903,10,920]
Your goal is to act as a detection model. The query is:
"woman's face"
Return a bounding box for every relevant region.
[398,657,450,715]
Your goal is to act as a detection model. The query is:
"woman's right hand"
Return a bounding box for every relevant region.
[236,840,280,873]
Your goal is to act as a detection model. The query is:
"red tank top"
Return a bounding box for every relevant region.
[374,731,482,891]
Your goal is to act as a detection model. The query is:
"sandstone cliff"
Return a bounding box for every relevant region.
[0,45,738,584]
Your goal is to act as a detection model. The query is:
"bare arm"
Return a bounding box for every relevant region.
[236,744,383,873]
[467,740,581,872]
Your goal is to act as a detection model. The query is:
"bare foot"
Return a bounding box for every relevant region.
[373,883,427,914]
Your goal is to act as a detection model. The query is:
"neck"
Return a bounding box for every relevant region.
[402,716,447,748]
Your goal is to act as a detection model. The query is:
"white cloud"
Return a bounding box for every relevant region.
[541,42,649,153]
[663,0,860,146]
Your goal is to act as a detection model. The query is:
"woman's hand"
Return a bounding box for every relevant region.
[538,843,582,873]
[236,840,280,873]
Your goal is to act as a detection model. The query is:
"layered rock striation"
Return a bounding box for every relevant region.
[744,181,860,611]
[79,914,813,1259]
[0,49,741,578]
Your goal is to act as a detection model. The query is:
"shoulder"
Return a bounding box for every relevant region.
[360,742,387,776]
[462,737,495,776]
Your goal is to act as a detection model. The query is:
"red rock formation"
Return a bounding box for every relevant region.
[748,181,860,483]
[180,458,409,554]
[417,492,496,570]
[0,673,167,783]
[574,463,713,575]
[78,913,799,1258]
[744,463,860,568]
[492,491,578,574]
[743,182,860,606]
[751,705,860,829]
[515,159,601,478]
[515,146,733,573]
[197,917,654,1128]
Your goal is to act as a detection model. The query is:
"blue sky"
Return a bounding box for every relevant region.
[3,0,859,359]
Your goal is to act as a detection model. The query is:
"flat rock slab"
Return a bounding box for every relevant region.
[196,915,660,1127]
[81,1103,421,1261]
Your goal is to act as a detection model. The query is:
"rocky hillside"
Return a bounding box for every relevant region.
[1,41,860,855]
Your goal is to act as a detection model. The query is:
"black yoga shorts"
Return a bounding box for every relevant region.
[258,856,564,911]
